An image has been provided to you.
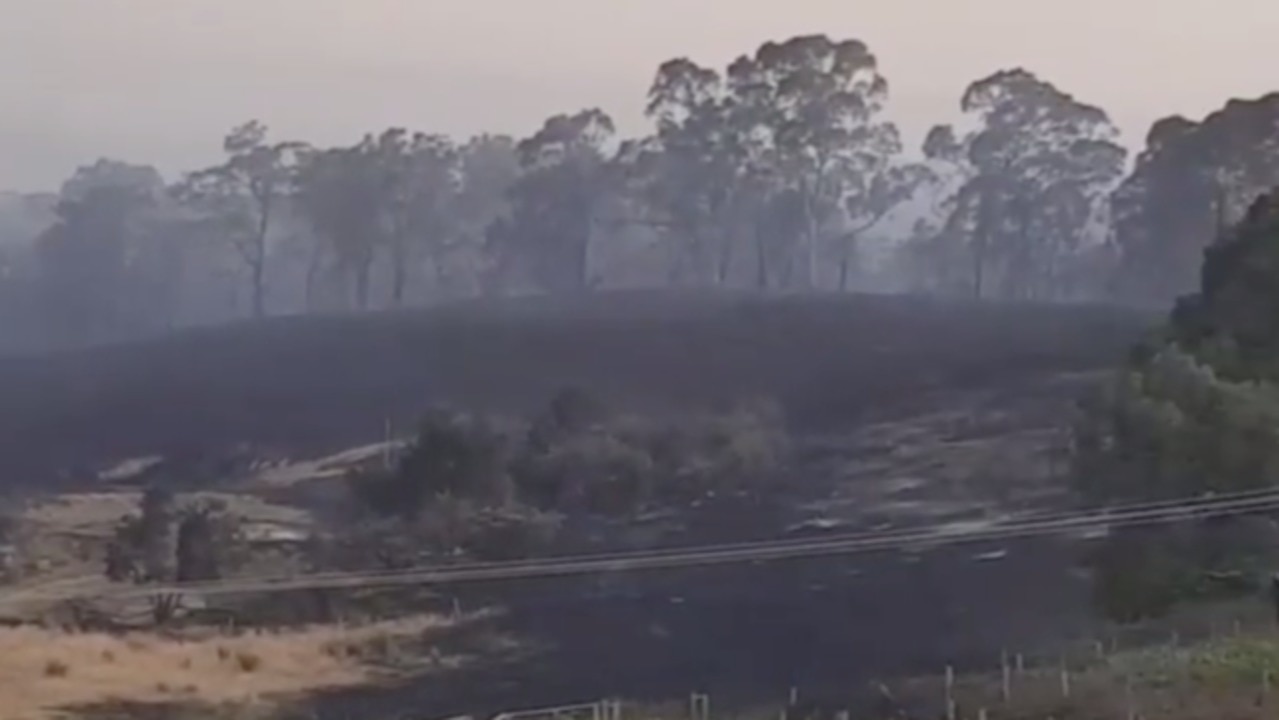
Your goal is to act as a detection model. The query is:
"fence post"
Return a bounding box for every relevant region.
[1015,653,1025,674]
[788,686,798,705]
[1059,658,1071,699]
[944,665,956,720]
[1000,650,1011,703]
[688,693,709,720]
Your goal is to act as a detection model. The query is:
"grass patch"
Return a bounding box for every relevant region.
[1108,634,1279,691]
[1185,637,1279,687]
[903,632,1279,720]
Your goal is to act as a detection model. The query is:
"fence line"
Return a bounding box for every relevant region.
[464,614,1277,720]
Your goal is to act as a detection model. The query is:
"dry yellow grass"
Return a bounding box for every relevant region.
[4,490,315,615]
[0,614,460,720]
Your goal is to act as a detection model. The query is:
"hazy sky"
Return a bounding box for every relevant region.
[3,0,1277,191]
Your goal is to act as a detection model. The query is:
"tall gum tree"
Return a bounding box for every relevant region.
[35,159,167,344]
[1110,93,1279,306]
[454,134,519,297]
[639,57,737,285]
[495,109,617,293]
[927,69,1126,300]
[724,35,902,290]
[176,121,304,319]
[292,140,384,310]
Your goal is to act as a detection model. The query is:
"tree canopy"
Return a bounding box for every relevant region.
[1110,94,1279,307]
[1072,191,1279,620]
[2,33,1277,350]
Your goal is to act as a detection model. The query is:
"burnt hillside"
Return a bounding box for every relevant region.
[0,291,1152,483]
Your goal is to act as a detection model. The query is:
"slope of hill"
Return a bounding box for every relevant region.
[0,290,1167,719]
[0,291,1153,485]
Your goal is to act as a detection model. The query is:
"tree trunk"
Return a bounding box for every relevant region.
[250,201,271,319]
[838,232,858,292]
[779,250,796,290]
[665,237,684,287]
[804,204,820,290]
[390,242,408,307]
[715,230,735,286]
[972,238,986,300]
[354,257,372,310]
[572,228,592,292]
[971,192,997,301]
[249,250,266,319]
[304,243,323,312]
[754,225,770,291]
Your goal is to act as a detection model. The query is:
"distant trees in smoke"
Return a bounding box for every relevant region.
[1,32,1277,351]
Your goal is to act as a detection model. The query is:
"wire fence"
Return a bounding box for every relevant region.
[459,610,1279,720]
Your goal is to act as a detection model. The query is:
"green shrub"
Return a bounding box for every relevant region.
[1073,191,1279,620]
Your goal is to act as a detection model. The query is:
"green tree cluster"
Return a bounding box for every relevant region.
[1073,191,1279,620]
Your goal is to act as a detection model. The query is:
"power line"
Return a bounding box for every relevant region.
[178,492,1279,597]
[187,486,1279,587]
[22,487,1279,603]
[168,486,1279,590]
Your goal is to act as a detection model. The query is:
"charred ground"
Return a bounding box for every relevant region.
[0,291,1149,486]
[0,292,1169,719]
